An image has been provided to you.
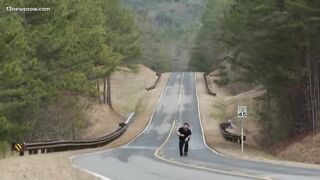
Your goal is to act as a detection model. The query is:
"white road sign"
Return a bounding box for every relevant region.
[238,106,247,118]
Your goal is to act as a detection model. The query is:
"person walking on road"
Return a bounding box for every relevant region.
[177,122,192,157]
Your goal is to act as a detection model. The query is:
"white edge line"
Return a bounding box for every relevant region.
[72,164,112,180]
[70,73,171,179]
[153,111,271,180]
[195,72,227,157]
[194,72,320,170]
[178,72,184,105]
[124,112,135,124]
[126,73,170,146]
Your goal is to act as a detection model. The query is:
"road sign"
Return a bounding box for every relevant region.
[238,106,247,118]
[237,106,247,152]
[14,143,23,152]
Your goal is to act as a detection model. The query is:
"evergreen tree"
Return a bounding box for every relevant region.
[192,0,320,144]
[0,0,140,150]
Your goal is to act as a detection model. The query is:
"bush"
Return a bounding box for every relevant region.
[214,70,230,86]
[0,141,10,157]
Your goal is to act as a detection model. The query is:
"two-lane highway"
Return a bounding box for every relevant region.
[72,72,320,180]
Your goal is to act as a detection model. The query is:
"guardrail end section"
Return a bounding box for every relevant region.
[11,143,25,156]
[124,112,135,125]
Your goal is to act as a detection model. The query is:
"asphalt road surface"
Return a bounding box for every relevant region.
[72,72,320,180]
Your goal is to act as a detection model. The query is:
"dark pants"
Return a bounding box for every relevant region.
[179,140,189,156]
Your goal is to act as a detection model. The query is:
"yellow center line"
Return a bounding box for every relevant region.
[153,120,274,180]
[178,72,184,105]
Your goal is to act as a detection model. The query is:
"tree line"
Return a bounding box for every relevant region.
[190,0,320,145]
[122,0,207,72]
[0,0,139,153]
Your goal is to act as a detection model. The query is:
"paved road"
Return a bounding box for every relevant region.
[72,72,320,180]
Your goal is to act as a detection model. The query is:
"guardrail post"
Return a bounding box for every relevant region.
[203,73,216,96]
[146,73,161,91]
[14,112,134,156]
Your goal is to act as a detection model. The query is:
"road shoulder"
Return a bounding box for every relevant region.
[0,73,170,180]
[196,72,320,169]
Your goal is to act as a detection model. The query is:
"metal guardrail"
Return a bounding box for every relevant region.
[12,112,134,156]
[203,73,216,96]
[146,73,162,91]
[219,122,246,144]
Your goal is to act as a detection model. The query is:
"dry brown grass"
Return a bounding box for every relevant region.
[0,151,93,180]
[198,72,320,167]
[198,72,285,160]
[111,65,157,115]
[81,105,121,140]
[0,66,170,180]
[81,65,157,140]
[278,132,320,164]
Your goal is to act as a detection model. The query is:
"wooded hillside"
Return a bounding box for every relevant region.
[122,0,207,72]
[0,0,139,153]
[190,0,320,145]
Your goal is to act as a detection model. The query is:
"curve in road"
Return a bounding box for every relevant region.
[72,72,320,180]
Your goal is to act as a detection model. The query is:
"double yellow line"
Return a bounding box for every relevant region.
[153,120,272,179]
[154,78,273,180]
[178,73,184,105]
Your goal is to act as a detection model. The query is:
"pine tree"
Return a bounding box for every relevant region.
[0,0,140,148]
[192,0,320,144]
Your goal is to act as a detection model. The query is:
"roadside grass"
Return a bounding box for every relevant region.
[210,97,227,123]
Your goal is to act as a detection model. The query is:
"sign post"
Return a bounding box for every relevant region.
[238,106,247,152]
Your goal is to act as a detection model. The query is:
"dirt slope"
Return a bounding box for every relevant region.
[81,65,157,139]
[196,72,274,160]
[278,132,320,164]
[0,66,170,180]
[111,65,157,115]
[197,72,320,167]
[81,105,121,140]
